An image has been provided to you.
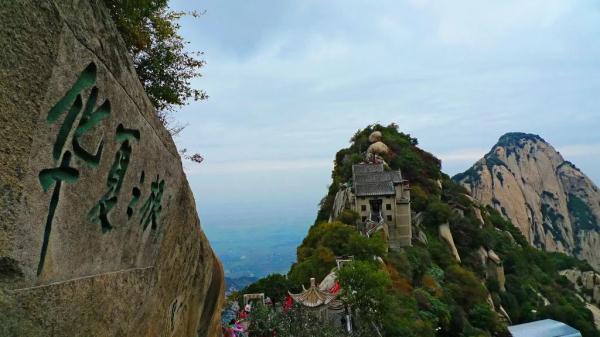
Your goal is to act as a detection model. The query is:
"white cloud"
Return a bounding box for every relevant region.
[172,0,600,212]
[411,0,574,48]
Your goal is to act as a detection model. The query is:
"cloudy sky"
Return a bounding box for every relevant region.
[169,0,600,273]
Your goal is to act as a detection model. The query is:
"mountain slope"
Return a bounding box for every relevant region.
[242,125,599,337]
[454,132,600,269]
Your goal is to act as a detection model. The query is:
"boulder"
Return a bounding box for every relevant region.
[368,131,382,143]
[416,230,428,245]
[438,223,461,263]
[583,271,596,290]
[477,246,488,267]
[0,1,223,336]
[486,249,506,292]
[367,141,390,156]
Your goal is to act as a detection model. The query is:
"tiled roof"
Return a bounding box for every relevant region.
[354,171,402,184]
[352,163,384,175]
[354,182,395,196]
[352,164,402,197]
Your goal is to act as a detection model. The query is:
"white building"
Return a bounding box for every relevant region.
[508,319,581,337]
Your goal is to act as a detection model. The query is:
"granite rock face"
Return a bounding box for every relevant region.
[455,133,600,269]
[0,1,223,336]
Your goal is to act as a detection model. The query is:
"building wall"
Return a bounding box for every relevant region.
[351,184,412,250]
[354,196,395,223]
[390,201,411,250]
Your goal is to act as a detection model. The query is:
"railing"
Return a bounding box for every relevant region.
[364,212,385,237]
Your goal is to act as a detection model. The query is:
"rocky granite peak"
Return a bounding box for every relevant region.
[455,132,600,269]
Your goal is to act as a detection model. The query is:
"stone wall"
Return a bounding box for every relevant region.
[0,1,223,336]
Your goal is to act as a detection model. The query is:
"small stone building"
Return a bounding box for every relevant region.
[350,163,411,249]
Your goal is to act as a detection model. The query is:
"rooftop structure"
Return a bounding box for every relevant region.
[352,164,402,197]
[289,278,339,308]
[288,276,348,331]
[508,319,581,337]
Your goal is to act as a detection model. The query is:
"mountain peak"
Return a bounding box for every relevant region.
[495,132,545,149]
[455,132,600,271]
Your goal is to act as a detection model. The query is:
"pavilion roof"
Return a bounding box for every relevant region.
[289,278,339,308]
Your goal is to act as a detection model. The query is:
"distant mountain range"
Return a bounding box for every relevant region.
[225,276,258,293]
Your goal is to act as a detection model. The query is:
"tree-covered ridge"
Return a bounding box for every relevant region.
[316,123,442,224]
[242,124,599,337]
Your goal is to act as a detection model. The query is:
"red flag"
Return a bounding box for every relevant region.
[329,282,340,294]
[283,294,293,312]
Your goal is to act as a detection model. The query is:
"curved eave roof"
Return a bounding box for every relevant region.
[289,286,339,308]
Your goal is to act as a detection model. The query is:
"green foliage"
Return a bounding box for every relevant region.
[445,265,488,311]
[288,246,336,287]
[248,304,345,337]
[337,209,359,225]
[568,193,599,230]
[404,245,432,283]
[348,233,386,260]
[338,261,391,324]
[427,236,458,269]
[276,125,600,337]
[289,221,386,285]
[423,200,453,227]
[242,273,292,303]
[468,304,502,333]
[296,222,356,260]
[477,207,600,336]
[483,206,528,246]
[414,287,451,330]
[103,0,207,119]
[410,185,429,212]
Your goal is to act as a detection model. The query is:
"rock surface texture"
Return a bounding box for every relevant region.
[0,1,223,336]
[455,132,600,269]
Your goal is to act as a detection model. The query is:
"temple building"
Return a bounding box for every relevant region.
[351,163,411,249]
[329,131,412,250]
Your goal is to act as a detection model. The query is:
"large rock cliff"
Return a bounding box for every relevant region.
[455,132,600,269]
[0,1,223,336]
